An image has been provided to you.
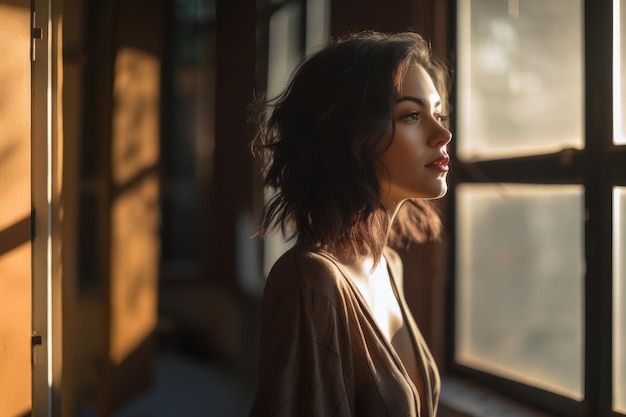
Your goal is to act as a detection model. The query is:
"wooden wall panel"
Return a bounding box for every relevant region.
[100,0,163,413]
[211,0,258,287]
[0,1,33,416]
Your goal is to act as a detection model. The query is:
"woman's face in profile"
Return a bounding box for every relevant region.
[378,65,452,209]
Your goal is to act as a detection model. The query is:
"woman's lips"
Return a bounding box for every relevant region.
[425,155,450,172]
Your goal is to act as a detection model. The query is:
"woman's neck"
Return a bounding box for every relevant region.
[326,242,383,273]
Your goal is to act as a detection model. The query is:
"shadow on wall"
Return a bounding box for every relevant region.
[74,279,261,417]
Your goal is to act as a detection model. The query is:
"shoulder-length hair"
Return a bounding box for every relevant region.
[252,31,449,260]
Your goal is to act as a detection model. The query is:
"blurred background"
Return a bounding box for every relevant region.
[1,0,452,416]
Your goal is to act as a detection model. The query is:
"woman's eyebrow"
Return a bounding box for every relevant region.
[396,96,442,108]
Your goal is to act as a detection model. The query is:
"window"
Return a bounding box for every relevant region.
[160,0,215,281]
[450,0,626,415]
[260,0,330,277]
[456,0,583,161]
[456,184,584,399]
[615,187,626,413]
[613,3,626,412]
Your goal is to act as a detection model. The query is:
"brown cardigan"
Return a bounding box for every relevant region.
[249,246,440,417]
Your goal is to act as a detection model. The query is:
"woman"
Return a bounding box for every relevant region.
[249,31,452,417]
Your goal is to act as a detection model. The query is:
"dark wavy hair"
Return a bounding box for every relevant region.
[251,31,449,260]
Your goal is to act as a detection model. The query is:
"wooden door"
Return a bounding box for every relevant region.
[0,1,33,416]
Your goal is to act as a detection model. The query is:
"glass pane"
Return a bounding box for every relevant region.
[306,0,330,54]
[614,187,626,412]
[457,0,583,160]
[614,0,626,144]
[160,0,214,280]
[267,2,303,99]
[456,184,584,399]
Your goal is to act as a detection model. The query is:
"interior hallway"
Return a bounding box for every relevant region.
[76,345,255,417]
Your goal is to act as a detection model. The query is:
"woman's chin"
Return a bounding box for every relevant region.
[427,187,448,200]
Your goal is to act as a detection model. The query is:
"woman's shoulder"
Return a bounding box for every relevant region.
[383,245,404,286]
[383,245,402,268]
[269,245,402,280]
[265,246,348,297]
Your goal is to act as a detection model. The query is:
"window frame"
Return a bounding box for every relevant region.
[446,1,626,416]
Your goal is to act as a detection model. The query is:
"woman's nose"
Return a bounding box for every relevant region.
[429,122,452,148]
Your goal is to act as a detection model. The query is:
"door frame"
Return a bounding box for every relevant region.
[31,0,64,415]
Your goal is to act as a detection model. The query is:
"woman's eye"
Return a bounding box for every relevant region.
[402,112,420,121]
[437,114,450,123]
